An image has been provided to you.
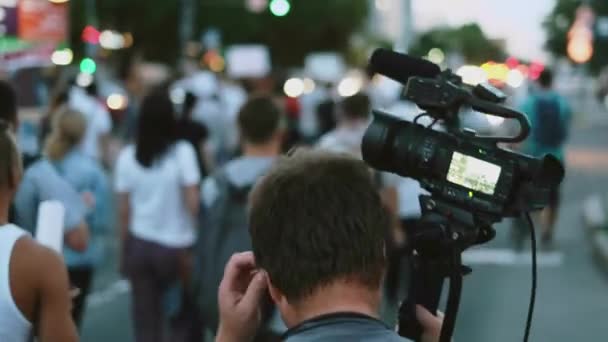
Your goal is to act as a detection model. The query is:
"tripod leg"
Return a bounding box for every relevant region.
[398,256,444,341]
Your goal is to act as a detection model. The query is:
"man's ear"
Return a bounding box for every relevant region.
[266,277,285,305]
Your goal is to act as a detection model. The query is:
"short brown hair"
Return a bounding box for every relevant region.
[341,93,371,120]
[238,96,282,144]
[249,150,388,302]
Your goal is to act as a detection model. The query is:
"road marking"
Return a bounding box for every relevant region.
[88,279,131,308]
[462,248,564,267]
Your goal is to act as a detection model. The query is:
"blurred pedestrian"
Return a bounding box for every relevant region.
[69,81,112,163]
[193,95,284,339]
[1,80,90,258]
[315,83,337,137]
[317,93,402,300]
[317,93,371,157]
[0,119,79,342]
[518,68,572,246]
[177,92,213,178]
[43,107,111,328]
[115,87,201,342]
[39,88,69,145]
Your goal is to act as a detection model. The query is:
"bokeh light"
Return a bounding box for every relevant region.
[284,78,305,98]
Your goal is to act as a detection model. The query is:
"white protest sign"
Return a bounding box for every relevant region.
[35,200,65,252]
[305,52,346,83]
[226,45,271,78]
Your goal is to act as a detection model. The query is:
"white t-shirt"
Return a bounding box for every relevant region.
[69,87,112,160]
[114,141,201,247]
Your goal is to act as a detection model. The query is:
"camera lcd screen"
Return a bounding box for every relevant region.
[447,152,502,195]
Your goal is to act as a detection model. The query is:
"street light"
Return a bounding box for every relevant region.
[80,58,97,74]
[247,0,268,13]
[51,48,73,66]
[269,0,290,17]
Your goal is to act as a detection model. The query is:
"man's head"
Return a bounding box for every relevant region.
[340,93,371,122]
[0,80,18,130]
[238,95,283,151]
[538,69,553,89]
[249,150,389,324]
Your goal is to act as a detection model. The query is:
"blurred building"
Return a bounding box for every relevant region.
[368,0,413,51]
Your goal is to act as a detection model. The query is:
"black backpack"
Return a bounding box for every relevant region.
[533,96,567,147]
[191,168,254,333]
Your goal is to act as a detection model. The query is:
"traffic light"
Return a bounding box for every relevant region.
[80,58,97,74]
[82,25,100,44]
[269,0,290,17]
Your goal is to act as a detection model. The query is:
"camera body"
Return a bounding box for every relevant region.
[363,110,562,223]
[362,73,564,226]
[365,49,564,342]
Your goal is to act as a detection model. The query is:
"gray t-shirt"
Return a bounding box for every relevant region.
[201,156,275,208]
[283,313,409,341]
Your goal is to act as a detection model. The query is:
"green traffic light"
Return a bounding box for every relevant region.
[80,58,97,74]
[269,0,290,17]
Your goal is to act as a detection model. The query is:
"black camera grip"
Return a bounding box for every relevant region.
[398,257,444,341]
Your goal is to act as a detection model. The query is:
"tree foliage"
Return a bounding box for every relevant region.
[544,0,608,74]
[196,0,368,66]
[69,0,369,66]
[409,23,505,65]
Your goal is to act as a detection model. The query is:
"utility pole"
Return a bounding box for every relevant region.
[179,0,195,71]
[84,0,97,57]
[399,0,413,53]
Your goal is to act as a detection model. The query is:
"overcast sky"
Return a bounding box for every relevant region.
[412,0,555,61]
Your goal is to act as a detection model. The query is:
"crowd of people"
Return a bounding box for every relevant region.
[0,62,570,341]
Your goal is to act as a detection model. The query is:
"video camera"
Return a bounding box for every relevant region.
[362,49,565,342]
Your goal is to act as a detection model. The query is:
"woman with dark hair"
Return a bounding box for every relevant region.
[114,87,201,342]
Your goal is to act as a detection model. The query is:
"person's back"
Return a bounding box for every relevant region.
[194,95,282,333]
[69,85,111,160]
[196,156,274,330]
[0,224,32,341]
[115,87,201,342]
[43,107,112,327]
[116,141,198,247]
[1,225,78,342]
[317,93,371,158]
[518,69,571,245]
[520,70,572,161]
[0,118,77,342]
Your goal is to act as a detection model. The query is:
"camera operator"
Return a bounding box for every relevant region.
[215,150,442,342]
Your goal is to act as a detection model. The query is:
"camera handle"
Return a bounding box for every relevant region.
[398,197,493,342]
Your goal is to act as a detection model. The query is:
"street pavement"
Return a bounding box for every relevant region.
[81,107,608,342]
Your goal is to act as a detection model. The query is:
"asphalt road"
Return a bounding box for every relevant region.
[81,108,608,342]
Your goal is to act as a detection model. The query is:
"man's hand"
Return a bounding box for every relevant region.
[216,252,268,342]
[417,305,444,342]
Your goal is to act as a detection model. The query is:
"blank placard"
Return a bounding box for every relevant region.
[35,200,65,252]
